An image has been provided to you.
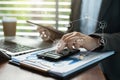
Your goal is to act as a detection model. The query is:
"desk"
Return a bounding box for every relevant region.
[0,37,106,80]
[0,62,105,80]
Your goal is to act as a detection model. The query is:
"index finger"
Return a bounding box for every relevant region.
[56,40,66,53]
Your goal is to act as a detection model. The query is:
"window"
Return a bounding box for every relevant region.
[0,0,71,37]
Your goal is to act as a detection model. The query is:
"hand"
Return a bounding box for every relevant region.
[56,32,100,53]
[37,26,63,42]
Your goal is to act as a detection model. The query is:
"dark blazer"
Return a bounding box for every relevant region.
[68,0,120,80]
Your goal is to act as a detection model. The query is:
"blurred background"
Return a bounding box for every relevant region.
[0,0,71,37]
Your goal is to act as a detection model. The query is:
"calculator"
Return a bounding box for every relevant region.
[37,49,80,61]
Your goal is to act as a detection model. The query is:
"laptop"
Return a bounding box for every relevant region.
[0,36,52,58]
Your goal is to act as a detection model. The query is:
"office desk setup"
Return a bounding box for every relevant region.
[0,36,111,80]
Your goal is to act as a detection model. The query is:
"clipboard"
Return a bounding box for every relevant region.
[9,47,114,79]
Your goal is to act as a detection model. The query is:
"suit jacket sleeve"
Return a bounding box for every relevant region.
[90,32,120,52]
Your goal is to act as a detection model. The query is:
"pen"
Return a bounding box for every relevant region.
[20,60,50,72]
[79,51,92,60]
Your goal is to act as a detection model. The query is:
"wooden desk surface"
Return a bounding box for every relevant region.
[0,62,105,80]
[0,37,106,80]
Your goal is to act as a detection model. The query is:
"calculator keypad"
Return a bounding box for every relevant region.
[37,49,80,61]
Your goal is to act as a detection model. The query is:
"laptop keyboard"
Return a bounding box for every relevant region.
[0,40,34,53]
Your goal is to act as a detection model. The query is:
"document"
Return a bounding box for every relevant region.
[10,47,114,78]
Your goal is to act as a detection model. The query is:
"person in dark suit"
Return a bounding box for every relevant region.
[37,0,120,80]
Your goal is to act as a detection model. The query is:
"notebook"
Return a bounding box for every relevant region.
[9,47,114,79]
